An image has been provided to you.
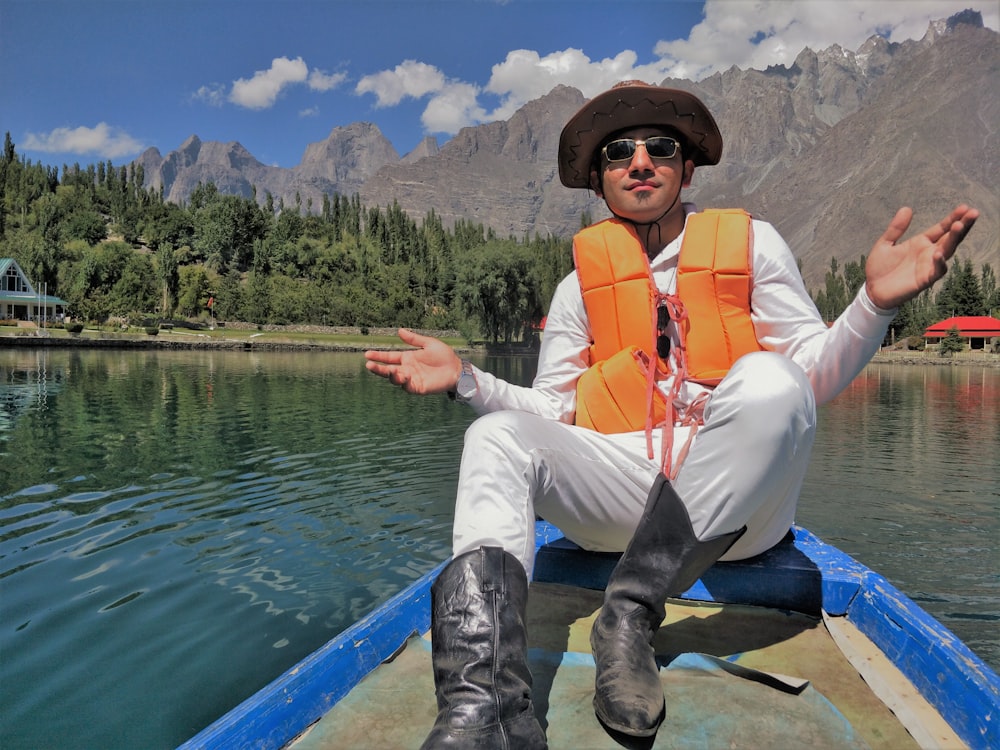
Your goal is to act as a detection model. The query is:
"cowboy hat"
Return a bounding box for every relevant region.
[558,80,723,189]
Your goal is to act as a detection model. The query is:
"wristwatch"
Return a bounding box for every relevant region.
[448,359,478,403]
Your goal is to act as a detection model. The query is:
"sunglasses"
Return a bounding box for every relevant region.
[601,136,680,163]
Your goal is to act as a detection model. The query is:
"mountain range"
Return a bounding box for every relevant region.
[134,10,997,290]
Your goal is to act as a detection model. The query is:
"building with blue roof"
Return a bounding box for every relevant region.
[1,258,68,322]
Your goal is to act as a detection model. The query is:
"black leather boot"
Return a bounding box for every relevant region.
[591,473,746,737]
[421,546,547,750]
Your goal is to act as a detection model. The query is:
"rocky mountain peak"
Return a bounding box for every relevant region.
[294,121,399,194]
[948,8,985,29]
[924,7,984,43]
[134,16,996,288]
[402,136,439,164]
[177,135,203,162]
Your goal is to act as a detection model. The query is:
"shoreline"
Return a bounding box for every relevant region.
[2,330,998,366]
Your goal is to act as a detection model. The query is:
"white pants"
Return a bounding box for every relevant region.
[452,351,818,575]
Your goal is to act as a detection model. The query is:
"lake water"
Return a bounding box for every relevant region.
[1,348,997,750]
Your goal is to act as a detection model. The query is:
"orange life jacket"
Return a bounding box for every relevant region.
[573,209,763,440]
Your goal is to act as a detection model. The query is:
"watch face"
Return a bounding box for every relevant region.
[456,372,477,400]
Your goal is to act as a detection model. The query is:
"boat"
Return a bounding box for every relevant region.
[177,521,999,749]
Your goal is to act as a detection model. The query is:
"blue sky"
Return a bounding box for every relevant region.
[2,0,996,170]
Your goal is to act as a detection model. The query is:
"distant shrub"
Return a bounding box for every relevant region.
[145,326,159,336]
[939,326,964,356]
[64,322,84,334]
[905,336,925,351]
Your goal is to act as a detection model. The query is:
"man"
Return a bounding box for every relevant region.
[365,81,978,748]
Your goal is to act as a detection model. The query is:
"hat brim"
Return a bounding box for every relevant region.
[558,84,722,189]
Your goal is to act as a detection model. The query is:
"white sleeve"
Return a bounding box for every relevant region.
[463,272,590,422]
[749,221,896,405]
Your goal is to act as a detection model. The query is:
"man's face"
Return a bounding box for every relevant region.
[589,126,694,225]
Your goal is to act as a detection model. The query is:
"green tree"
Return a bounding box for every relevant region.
[456,240,535,343]
[109,253,158,315]
[213,269,243,321]
[0,132,15,234]
[193,192,268,272]
[61,208,106,245]
[893,289,936,340]
[939,325,965,356]
[140,201,194,251]
[50,184,106,245]
[817,257,848,322]
[3,227,60,292]
[62,241,134,321]
[529,234,573,318]
[176,265,211,318]
[242,269,272,324]
[980,263,998,317]
[155,245,179,316]
[266,273,320,324]
[843,255,866,300]
[936,259,984,318]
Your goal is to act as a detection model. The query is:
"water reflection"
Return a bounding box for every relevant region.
[1,349,467,749]
[0,350,996,750]
[798,364,1000,667]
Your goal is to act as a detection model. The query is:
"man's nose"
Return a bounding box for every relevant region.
[628,142,654,171]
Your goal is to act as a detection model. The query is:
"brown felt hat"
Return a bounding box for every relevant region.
[558,80,723,189]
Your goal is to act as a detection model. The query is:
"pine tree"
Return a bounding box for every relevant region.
[980,264,998,318]
[936,259,984,317]
[939,325,965,356]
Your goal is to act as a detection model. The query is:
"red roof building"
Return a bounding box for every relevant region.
[923,316,1000,349]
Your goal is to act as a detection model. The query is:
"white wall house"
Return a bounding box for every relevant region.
[0,258,68,322]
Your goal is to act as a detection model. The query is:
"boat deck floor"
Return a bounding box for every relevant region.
[290,582,958,749]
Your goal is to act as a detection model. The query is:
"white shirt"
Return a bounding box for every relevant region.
[465,204,896,422]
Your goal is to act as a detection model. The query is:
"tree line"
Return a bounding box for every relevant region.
[1,132,996,344]
[811,254,998,344]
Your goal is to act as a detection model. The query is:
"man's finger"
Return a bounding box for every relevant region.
[365,350,403,365]
[880,206,913,246]
[925,205,977,245]
[397,327,429,348]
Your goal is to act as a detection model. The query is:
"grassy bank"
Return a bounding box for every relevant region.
[3,325,997,365]
[0,324,472,352]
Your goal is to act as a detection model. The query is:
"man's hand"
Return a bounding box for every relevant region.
[364,328,462,395]
[865,205,979,310]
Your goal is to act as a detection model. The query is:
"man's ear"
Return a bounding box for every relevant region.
[682,161,695,188]
[589,169,603,197]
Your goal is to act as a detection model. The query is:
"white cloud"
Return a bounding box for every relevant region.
[214,57,346,111]
[299,106,320,118]
[357,0,996,137]
[355,60,446,107]
[308,69,347,92]
[422,83,487,134]
[229,56,309,109]
[22,123,144,158]
[483,47,676,122]
[191,83,227,107]
[653,0,997,80]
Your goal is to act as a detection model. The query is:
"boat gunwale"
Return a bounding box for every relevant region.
[175,523,999,750]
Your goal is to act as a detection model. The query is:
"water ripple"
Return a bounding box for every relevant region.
[3,350,994,750]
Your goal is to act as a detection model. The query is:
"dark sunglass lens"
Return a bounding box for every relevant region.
[657,334,671,360]
[604,139,636,161]
[645,137,677,158]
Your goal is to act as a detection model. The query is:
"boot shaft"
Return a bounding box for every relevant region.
[590,474,747,738]
[424,546,545,749]
[605,473,747,616]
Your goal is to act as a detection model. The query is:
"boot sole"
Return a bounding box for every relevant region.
[592,695,665,738]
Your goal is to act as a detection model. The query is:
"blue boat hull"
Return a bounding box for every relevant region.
[176,523,999,750]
